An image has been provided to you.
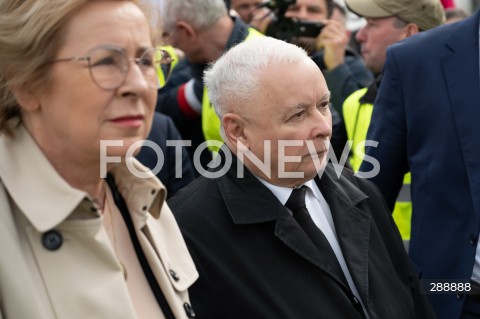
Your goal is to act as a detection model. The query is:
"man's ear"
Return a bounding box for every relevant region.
[405,23,420,37]
[175,21,197,40]
[223,113,248,152]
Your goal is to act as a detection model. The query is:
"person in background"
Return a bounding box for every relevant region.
[342,0,444,250]
[445,7,469,24]
[0,1,197,318]
[284,0,373,113]
[281,0,373,162]
[137,112,196,198]
[331,1,349,33]
[359,7,480,319]
[230,0,263,23]
[441,0,456,9]
[169,36,435,319]
[156,0,263,168]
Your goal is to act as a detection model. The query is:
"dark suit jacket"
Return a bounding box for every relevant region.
[169,155,435,318]
[136,112,195,198]
[360,10,480,319]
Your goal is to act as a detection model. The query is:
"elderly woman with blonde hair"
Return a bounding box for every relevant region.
[0,1,197,318]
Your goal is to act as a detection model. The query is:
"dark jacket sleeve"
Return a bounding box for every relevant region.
[155,60,202,124]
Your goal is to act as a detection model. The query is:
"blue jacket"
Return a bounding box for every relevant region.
[360,10,480,319]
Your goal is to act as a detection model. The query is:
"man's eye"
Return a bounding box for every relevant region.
[290,110,306,121]
[308,7,322,14]
[319,102,329,109]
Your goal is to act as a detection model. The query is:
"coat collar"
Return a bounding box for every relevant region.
[444,9,480,53]
[442,9,480,222]
[217,151,369,225]
[0,123,165,232]
[216,151,372,301]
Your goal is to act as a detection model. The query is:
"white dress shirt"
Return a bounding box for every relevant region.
[256,177,370,318]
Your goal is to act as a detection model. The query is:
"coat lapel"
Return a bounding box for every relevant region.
[274,206,351,291]
[218,155,367,293]
[442,11,480,223]
[317,167,371,305]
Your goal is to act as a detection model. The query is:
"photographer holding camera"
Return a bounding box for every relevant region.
[279,0,373,114]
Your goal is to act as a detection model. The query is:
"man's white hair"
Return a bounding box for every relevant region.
[160,0,228,33]
[204,36,309,120]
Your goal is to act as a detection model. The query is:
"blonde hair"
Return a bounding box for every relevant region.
[0,0,156,135]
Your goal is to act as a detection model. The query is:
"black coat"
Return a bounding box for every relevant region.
[169,156,435,319]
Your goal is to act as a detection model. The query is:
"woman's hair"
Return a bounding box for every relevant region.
[0,0,156,136]
[204,36,309,119]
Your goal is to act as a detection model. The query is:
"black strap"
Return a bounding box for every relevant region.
[106,174,176,319]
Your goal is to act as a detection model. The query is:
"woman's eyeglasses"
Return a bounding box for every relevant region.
[51,45,173,90]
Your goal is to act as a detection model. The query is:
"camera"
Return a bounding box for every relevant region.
[262,0,325,42]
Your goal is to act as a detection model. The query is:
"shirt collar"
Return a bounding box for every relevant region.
[255,177,320,206]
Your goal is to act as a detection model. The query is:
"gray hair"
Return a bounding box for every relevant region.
[204,36,309,120]
[161,0,228,33]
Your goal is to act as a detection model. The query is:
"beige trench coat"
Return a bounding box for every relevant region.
[0,125,198,319]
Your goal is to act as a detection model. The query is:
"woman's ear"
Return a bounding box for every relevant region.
[222,113,249,153]
[9,83,41,112]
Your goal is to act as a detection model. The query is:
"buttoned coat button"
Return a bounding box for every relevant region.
[353,296,360,305]
[470,234,478,245]
[169,269,180,281]
[183,302,195,318]
[42,230,63,251]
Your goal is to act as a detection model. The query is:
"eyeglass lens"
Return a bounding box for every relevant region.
[88,47,172,90]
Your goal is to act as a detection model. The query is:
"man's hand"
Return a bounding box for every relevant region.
[315,19,348,70]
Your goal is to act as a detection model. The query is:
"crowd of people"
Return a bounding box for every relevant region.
[0,0,478,318]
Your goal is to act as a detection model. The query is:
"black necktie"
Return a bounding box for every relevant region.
[285,186,348,286]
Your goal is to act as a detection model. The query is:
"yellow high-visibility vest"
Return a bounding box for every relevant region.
[156,45,180,88]
[202,27,264,153]
[343,88,412,243]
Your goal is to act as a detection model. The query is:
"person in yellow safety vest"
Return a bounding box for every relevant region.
[156,45,179,88]
[157,0,266,171]
[203,27,263,153]
[343,0,444,251]
[343,83,412,249]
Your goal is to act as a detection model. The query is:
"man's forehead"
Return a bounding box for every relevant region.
[293,0,328,7]
[232,0,261,5]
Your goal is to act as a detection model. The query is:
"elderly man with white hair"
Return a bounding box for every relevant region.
[168,36,435,319]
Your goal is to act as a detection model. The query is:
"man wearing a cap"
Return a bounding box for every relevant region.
[342,0,444,255]
[356,1,480,319]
